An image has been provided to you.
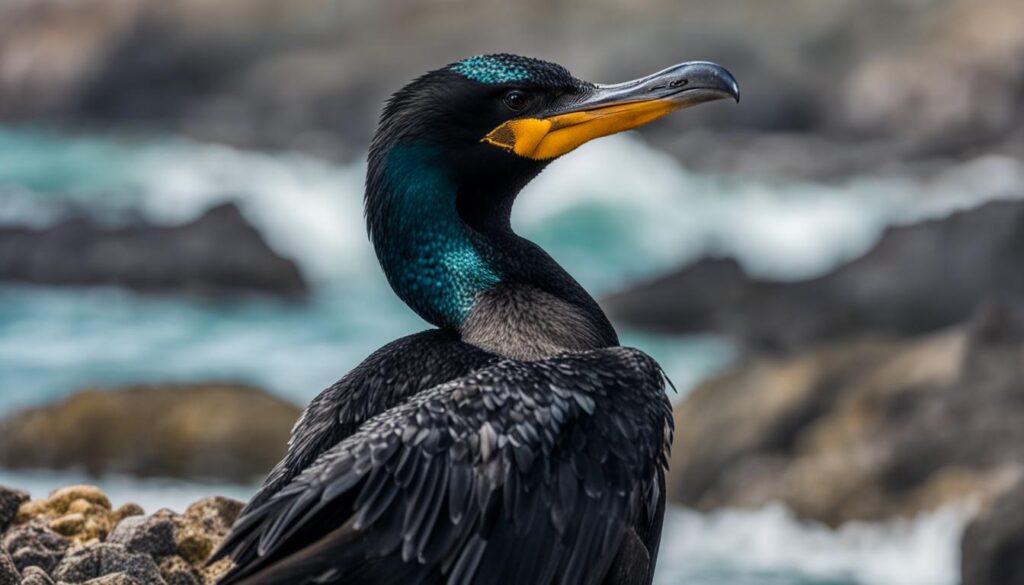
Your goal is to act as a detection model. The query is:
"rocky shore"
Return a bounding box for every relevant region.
[0,484,239,585]
[0,204,307,298]
[0,383,299,483]
[604,199,1024,352]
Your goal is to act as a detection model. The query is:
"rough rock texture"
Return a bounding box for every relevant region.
[604,200,1024,352]
[962,481,1024,585]
[0,383,299,482]
[0,203,306,297]
[13,486,142,544]
[666,300,1024,526]
[2,520,70,575]
[0,486,242,585]
[19,566,54,585]
[0,548,19,584]
[53,543,163,585]
[0,487,29,532]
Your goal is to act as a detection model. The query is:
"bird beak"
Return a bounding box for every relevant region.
[483,61,740,160]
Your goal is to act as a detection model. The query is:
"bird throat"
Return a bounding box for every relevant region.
[374,144,501,329]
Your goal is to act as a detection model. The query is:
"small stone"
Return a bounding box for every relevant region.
[112,504,145,524]
[52,543,164,585]
[158,556,199,585]
[83,573,143,585]
[0,549,19,585]
[108,515,177,558]
[21,566,56,585]
[49,513,87,536]
[45,486,111,514]
[2,520,70,574]
[0,485,30,531]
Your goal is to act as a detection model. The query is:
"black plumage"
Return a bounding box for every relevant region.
[213,53,739,585]
[215,349,671,585]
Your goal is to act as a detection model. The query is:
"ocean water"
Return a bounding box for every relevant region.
[2,126,1021,583]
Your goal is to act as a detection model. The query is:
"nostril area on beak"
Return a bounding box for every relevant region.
[669,79,688,88]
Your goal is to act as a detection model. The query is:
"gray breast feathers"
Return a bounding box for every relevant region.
[461,284,615,360]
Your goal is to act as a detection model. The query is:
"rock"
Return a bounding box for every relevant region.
[108,514,178,558]
[666,300,1024,525]
[52,543,164,585]
[604,200,1024,352]
[13,486,140,545]
[172,498,242,566]
[0,549,19,585]
[0,383,299,482]
[157,556,199,585]
[962,481,1024,585]
[840,0,1024,149]
[2,520,70,574]
[0,203,306,297]
[84,574,144,585]
[0,486,29,531]
[20,566,55,585]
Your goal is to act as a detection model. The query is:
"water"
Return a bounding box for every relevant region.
[2,126,1021,583]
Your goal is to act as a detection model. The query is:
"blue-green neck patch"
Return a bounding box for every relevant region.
[377,143,501,327]
[452,55,529,84]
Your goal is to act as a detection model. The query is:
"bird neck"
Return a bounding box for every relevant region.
[366,141,619,358]
[368,143,501,329]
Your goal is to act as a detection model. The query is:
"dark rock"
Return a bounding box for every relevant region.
[666,299,1024,525]
[605,200,1024,352]
[21,566,55,585]
[108,515,177,558]
[0,383,299,482]
[0,486,29,532]
[962,481,1024,585]
[0,549,18,585]
[0,203,307,297]
[52,543,163,585]
[2,520,70,574]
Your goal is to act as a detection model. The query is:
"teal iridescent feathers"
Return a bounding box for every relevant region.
[452,56,529,84]
[450,54,585,89]
[377,144,500,326]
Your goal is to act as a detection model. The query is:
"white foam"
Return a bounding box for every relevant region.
[4,129,1024,292]
[655,503,972,585]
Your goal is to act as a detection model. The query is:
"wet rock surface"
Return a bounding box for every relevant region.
[0,383,299,483]
[604,200,1024,352]
[665,299,1024,527]
[0,203,307,297]
[0,486,241,585]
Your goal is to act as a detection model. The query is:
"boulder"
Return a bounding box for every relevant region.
[604,200,1024,352]
[665,300,1024,525]
[0,203,307,297]
[1,520,69,574]
[0,383,300,482]
[52,543,164,585]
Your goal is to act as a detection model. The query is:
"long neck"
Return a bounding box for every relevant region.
[369,143,500,328]
[367,141,619,358]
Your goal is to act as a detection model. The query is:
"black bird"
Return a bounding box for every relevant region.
[212,54,739,585]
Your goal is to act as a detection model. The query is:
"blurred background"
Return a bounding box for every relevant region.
[1,0,1023,583]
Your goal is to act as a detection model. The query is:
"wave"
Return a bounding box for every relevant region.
[3,128,1023,293]
[656,503,970,585]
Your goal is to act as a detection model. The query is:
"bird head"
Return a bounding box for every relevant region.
[366,54,738,330]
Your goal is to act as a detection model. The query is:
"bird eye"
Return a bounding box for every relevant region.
[503,90,529,111]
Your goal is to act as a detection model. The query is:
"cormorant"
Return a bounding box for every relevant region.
[212,54,739,585]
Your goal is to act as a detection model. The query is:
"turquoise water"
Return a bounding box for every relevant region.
[1,126,1009,584]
